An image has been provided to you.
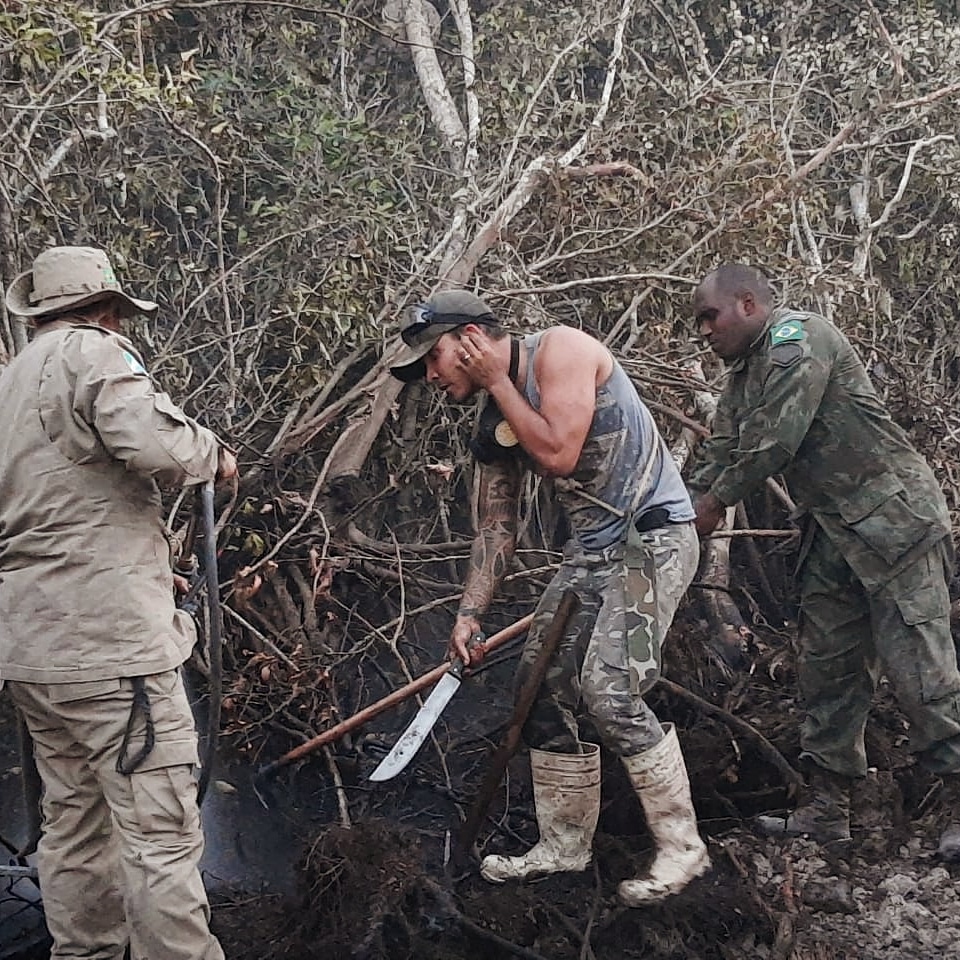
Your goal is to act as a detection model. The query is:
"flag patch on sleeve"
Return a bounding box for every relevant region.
[770,321,805,344]
[122,350,148,376]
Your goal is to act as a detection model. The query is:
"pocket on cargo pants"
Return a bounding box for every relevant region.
[130,764,197,835]
[595,527,661,696]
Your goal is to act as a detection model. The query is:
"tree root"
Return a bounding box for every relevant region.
[658,678,804,791]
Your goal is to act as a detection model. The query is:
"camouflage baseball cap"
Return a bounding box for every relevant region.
[5,246,158,320]
[389,290,497,382]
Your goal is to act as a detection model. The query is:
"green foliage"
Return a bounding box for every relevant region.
[7,0,960,760]
[3,0,960,505]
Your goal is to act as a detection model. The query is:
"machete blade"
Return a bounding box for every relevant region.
[369,660,464,782]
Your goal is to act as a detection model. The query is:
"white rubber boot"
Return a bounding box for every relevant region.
[618,724,710,905]
[480,743,600,882]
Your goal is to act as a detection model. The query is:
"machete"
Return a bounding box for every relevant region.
[253,615,534,804]
[371,593,578,783]
[368,651,474,782]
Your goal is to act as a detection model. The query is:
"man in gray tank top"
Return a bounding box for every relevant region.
[389,290,710,904]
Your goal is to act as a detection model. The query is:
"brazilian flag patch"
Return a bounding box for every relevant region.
[122,349,148,376]
[770,320,805,345]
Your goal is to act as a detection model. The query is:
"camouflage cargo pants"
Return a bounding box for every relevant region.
[517,520,698,757]
[8,670,224,960]
[799,527,960,778]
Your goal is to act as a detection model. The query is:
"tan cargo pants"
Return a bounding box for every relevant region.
[8,670,223,960]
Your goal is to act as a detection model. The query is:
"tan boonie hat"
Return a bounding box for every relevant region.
[5,246,158,319]
[389,290,497,382]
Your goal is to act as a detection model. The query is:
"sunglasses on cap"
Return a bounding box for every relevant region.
[401,303,496,348]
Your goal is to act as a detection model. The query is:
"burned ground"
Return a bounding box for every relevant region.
[204,604,960,960]
[7,519,960,960]
[5,508,960,960]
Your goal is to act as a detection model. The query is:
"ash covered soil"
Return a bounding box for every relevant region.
[205,615,960,960]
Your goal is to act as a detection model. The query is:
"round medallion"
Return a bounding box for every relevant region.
[494,420,519,447]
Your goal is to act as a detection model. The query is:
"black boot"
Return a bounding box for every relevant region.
[937,774,960,862]
[756,766,851,843]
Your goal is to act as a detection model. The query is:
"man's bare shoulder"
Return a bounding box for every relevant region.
[536,325,611,379]
[540,325,608,358]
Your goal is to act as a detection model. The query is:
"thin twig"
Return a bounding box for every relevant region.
[221,604,298,670]
[323,744,352,828]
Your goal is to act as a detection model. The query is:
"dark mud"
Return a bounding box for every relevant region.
[5,619,960,959]
[205,614,960,960]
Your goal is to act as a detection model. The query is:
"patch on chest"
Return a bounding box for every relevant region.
[494,419,519,447]
[471,398,523,464]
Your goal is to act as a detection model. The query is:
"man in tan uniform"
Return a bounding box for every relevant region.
[0,247,234,959]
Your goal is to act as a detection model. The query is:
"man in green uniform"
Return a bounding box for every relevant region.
[688,263,960,858]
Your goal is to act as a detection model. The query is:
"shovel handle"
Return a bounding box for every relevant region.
[255,612,534,782]
[197,479,222,806]
[455,590,579,859]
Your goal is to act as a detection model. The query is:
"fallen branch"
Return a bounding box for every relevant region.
[413,875,551,959]
[323,744,352,829]
[658,678,803,791]
[348,523,471,556]
[494,271,697,297]
[456,913,550,960]
[650,399,711,438]
[706,529,798,539]
[222,603,298,669]
[735,502,781,613]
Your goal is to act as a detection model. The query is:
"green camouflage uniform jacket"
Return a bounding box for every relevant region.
[688,308,951,592]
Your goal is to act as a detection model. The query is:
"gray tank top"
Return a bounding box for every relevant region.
[522,331,694,552]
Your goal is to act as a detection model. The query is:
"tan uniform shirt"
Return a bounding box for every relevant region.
[0,320,220,682]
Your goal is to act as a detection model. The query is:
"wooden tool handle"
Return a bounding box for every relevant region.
[455,590,580,858]
[255,612,535,781]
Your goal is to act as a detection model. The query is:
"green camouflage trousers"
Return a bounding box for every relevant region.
[799,527,960,778]
[517,520,698,757]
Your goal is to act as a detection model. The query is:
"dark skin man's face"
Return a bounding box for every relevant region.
[693,280,769,361]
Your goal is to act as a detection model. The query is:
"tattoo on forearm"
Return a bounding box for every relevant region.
[460,462,520,615]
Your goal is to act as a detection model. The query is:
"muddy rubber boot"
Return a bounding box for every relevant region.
[480,743,600,883]
[618,724,711,906]
[756,766,851,843]
[936,774,960,862]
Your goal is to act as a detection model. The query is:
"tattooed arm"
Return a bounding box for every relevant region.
[448,458,522,665]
